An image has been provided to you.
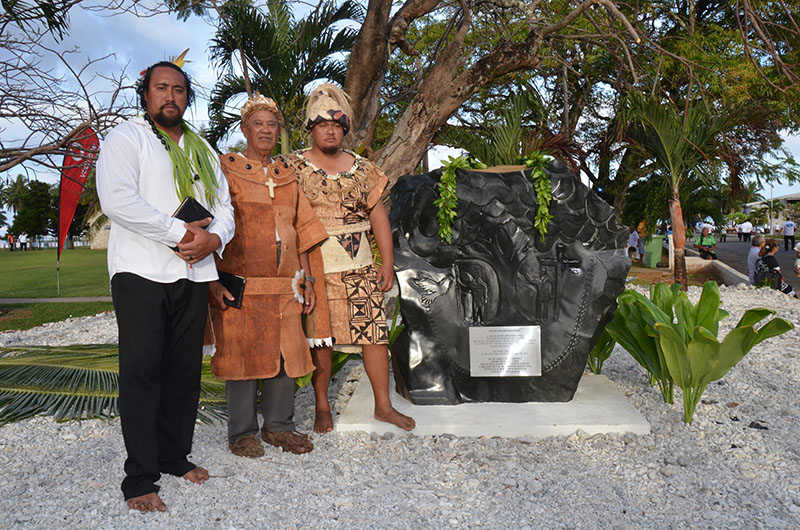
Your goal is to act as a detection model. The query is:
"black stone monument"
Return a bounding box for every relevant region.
[389,161,630,404]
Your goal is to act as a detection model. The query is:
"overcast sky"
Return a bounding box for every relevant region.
[2,5,799,201]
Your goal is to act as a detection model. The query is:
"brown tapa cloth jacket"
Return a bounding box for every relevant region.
[207,153,330,380]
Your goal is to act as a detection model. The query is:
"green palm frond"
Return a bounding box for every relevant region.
[207,0,359,150]
[435,92,544,167]
[0,345,227,425]
[621,92,735,190]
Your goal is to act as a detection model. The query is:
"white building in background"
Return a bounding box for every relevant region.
[743,192,800,224]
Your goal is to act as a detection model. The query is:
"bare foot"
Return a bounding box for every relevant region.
[374,406,415,431]
[126,492,166,512]
[314,408,334,434]
[182,466,209,485]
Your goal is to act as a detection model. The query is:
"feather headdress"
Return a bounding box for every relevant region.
[304,83,353,135]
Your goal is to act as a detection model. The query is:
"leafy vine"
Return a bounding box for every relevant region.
[433,155,486,243]
[521,151,552,241]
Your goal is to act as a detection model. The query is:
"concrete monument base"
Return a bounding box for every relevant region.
[335,372,650,438]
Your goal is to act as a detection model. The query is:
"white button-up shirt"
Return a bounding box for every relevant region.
[97,116,235,283]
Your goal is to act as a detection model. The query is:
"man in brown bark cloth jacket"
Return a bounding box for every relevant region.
[286,84,415,433]
[208,93,329,457]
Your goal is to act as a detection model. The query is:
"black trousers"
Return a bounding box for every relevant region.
[785,235,795,251]
[111,273,208,500]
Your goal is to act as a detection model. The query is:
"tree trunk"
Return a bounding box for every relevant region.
[343,0,394,152]
[374,38,542,180]
[669,189,688,290]
[280,128,290,155]
[345,1,543,181]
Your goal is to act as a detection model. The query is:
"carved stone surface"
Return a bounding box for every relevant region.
[389,161,630,404]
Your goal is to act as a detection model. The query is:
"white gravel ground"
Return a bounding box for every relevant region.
[0,284,799,529]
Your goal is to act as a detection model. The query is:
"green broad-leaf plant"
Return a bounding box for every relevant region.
[654,284,793,424]
[605,283,687,403]
[587,327,614,375]
[606,282,793,424]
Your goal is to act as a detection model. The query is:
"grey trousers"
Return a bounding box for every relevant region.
[226,358,295,443]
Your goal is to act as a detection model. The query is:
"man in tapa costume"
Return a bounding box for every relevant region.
[208,93,329,456]
[286,84,415,433]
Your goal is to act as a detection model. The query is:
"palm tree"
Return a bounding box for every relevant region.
[76,169,109,241]
[1,174,29,213]
[436,91,582,169]
[740,179,765,205]
[621,93,733,288]
[207,0,361,153]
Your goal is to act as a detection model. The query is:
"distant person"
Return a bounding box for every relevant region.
[18,232,28,251]
[7,233,13,252]
[627,226,640,262]
[636,221,645,259]
[96,59,235,512]
[693,226,718,260]
[783,218,795,251]
[793,241,800,277]
[747,235,764,285]
[755,240,796,297]
[740,220,753,242]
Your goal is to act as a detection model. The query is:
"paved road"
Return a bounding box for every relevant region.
[0,297,112,304]
[709,236,799,293]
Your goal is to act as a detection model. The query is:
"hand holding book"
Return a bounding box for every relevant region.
[170,197,220,264]
[170,196,214,252]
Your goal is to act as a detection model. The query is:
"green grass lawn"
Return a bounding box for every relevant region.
[0,302,114,332]
[0,247,109,298]
[0,248,112,331]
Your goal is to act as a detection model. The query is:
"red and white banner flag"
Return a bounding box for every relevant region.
[58,127,99,259]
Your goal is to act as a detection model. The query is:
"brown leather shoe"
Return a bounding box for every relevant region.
[261,426,313,454]
[228,434,264,458]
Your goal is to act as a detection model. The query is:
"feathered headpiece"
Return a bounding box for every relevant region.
[304,83,353,135]
[139,48,190,78]
[240,92,283,127]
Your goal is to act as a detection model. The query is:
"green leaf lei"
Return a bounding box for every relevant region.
[434,155,487,244]
[521,151,552,242]
[150,119,220,207]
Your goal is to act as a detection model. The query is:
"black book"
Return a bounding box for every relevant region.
[169,196,214,251]
[217,271,246,308]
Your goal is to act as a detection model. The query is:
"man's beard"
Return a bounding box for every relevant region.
[152,107,183,128]
[320,144,339,155]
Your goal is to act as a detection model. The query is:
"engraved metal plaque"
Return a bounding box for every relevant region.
[469,326,542,377]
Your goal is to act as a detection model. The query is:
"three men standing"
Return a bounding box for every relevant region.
[97,61,234,512]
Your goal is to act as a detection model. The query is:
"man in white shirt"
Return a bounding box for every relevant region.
[18,232,28,250]
[740,220,753,242]
[97,61,234,513]
[783,218,795,251]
